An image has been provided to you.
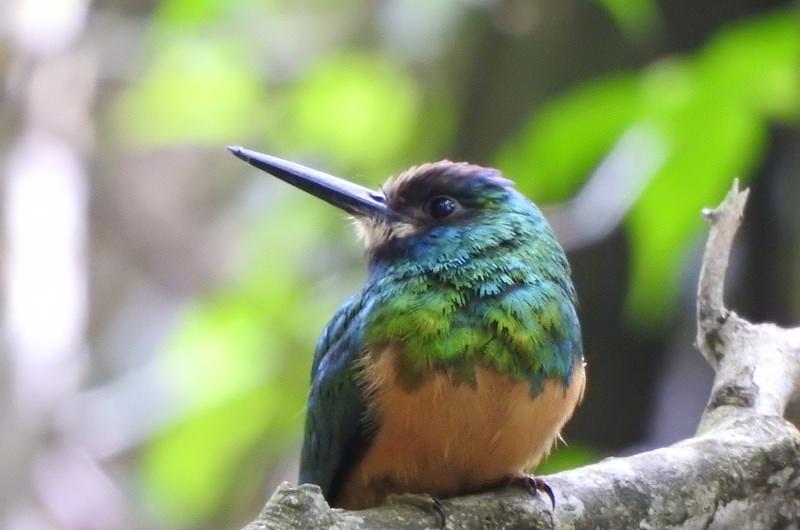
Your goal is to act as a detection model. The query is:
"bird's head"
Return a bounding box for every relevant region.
[228,147,558,273]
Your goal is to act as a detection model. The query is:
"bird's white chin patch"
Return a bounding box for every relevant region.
[352,217,419,250]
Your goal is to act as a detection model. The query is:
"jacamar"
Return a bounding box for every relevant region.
[229,147,585,512]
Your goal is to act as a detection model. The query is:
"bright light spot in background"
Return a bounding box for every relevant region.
[4,131,88,414]
[9,0,90,56]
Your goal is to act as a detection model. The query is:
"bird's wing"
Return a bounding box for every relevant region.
[299,295,373,502]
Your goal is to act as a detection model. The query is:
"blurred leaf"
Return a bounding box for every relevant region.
[113,39,263,147]
[627,62,766,323]
[496,74,639,202]
[142,196,356,524]
[150,0,322,31]
[536,444,599,475]
[593,0,660,38]
[161,296,281,409]
[272,53,420,176]
[698,9,800,119]
[623,9,790,323]
[153,0,234,28]
[498,9,793,326]
[143,384,299,525]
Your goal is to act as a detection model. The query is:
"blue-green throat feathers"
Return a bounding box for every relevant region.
[356,162,580,391]
[226,148,584,510]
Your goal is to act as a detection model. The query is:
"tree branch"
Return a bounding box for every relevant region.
[696,180,800,430]
[243,181,800,529]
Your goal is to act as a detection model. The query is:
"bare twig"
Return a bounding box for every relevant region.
[695,181,800,430]
[696,178,748,345]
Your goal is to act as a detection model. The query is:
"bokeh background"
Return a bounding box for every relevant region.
[0,0,798,528]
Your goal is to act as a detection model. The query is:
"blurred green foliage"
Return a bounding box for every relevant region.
[152,0,241,28]
[500,9,798,322]
[143,196,352,524]
[536,444,599,476]
[114,39,263,146]
[626,10,797,321]
[497,74,640,201]
[273,53,420,173]
[592,0,659,38]
[117,2,799,527]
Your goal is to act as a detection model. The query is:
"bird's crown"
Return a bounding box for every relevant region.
[355,160,524,255]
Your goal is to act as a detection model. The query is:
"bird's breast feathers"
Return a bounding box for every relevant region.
[335,345,585,509]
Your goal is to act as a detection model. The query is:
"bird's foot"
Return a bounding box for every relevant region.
[507,474,556,509]
[386,493,447,529]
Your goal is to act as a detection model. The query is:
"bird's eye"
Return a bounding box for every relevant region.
[427,196,458,219]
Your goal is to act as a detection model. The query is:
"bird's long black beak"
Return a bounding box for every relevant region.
[227,146,402,221]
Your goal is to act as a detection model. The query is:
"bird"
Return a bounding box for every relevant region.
[228,146,585,513]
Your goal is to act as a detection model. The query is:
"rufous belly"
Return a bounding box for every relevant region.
[335,347,586,509]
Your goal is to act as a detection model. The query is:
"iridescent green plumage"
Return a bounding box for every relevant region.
[303,162,581,503]
[227,148,583,509]
[361,166,579,391]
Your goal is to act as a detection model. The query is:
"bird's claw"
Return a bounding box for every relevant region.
[431,496,447,529]
[386,493,447,528]
[508,474,556,509]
